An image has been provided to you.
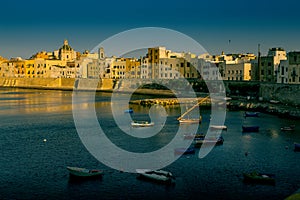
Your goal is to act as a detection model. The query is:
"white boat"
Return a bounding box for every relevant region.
[179,117,202,124]
[131,121,154,127]
[210,125,227,131]
[177,96,209,124]
[136,169,174,183]
[67,166,103,177]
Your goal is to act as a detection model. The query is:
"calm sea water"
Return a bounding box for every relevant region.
[0,88,299,200]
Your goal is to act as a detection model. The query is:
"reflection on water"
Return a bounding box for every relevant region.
[0,88,300,199]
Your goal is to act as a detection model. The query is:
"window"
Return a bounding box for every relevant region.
[268,62,271,66]
[181,63,184,67]
[187,62,190,67]
[261,70,264,75]
[268,70,271,75]
[281,67,284,75]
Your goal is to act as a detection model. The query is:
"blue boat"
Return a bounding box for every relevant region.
[294,143,300,151]
[242,125,259,132]
[124,108,133,113]
[244,112,259,117]
[174,147,195,155]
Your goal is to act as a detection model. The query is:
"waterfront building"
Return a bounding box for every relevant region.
[287,51,300,84]
[259,47,287,82]
[277,60,289,84]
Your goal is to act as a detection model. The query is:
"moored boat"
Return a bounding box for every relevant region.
[281,125,295,131]
[131,121,154,127]
[124,108,133,113]
[243,171,275,185]
[294,143,300,151]
[183,133,205,140]
[67,166,103,178]
[210,125,227,131]
[136,169,174,183]
[242,125,259,132]
[244,112,259,117]
[179,117,202,124]
[174,147,195,155]
[194,136,224,147]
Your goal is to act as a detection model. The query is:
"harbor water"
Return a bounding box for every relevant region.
[0,88,299,200]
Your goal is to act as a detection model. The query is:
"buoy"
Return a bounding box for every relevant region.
[43,139,47,142]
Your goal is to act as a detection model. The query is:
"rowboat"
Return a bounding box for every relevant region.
[210,125,227,131]
[67,166,103,177]
[131,121,154,128]
[136,169,174,183]
[244,112,259,117]
[243,171,275,185]
[174,147,195,155]
[242,125,259,132]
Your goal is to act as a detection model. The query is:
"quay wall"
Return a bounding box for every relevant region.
[0,77,300,106]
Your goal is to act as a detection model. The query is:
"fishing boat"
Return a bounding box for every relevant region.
[242,125,259,132]
[280,125,295,131]
[131,121,154,128]
[136,169,174,183]
[244,112,259,117]
[209,125,227,131]
[294,143,300,151]
[67,166,103,178]
[194,136,224,147]
[177,96,209,124]
[243,171,275,185]
[174,147,195,155]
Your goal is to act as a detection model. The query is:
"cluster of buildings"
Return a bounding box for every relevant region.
[0,40,300,84]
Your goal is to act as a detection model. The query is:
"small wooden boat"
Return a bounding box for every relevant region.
[179,117,202,124]
[281,125,295,131]
[194,136,224,147]
[177,96,209,124]
[294,143,300,151]
[174,147,195,155]
[124,108,133,113]
[244,112,259,117]
[210,125,227,131]
[67,166,103,177]
[243,171,275,185]
[136,169,174,183]
[183,133,205,140]
[131,121,154,128]
[242,125,259,132]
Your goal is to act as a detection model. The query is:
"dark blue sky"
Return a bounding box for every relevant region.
[1,0,300,59]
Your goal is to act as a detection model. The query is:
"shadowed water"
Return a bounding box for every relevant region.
[0,88,299,200]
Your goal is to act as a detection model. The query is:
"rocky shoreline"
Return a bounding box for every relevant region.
[227,99,300,119]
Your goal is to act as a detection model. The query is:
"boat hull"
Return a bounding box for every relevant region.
[174,147,195,155]
[294,143,300,151]
[131,121,154,127]
[243,172,275,185]
[136,169,174,184]
[242,126,259,132]
[67,167,103,177]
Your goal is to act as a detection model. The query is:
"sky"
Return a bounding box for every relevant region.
[1,0,300,59]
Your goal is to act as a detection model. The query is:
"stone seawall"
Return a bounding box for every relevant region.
[0,77,115,91]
